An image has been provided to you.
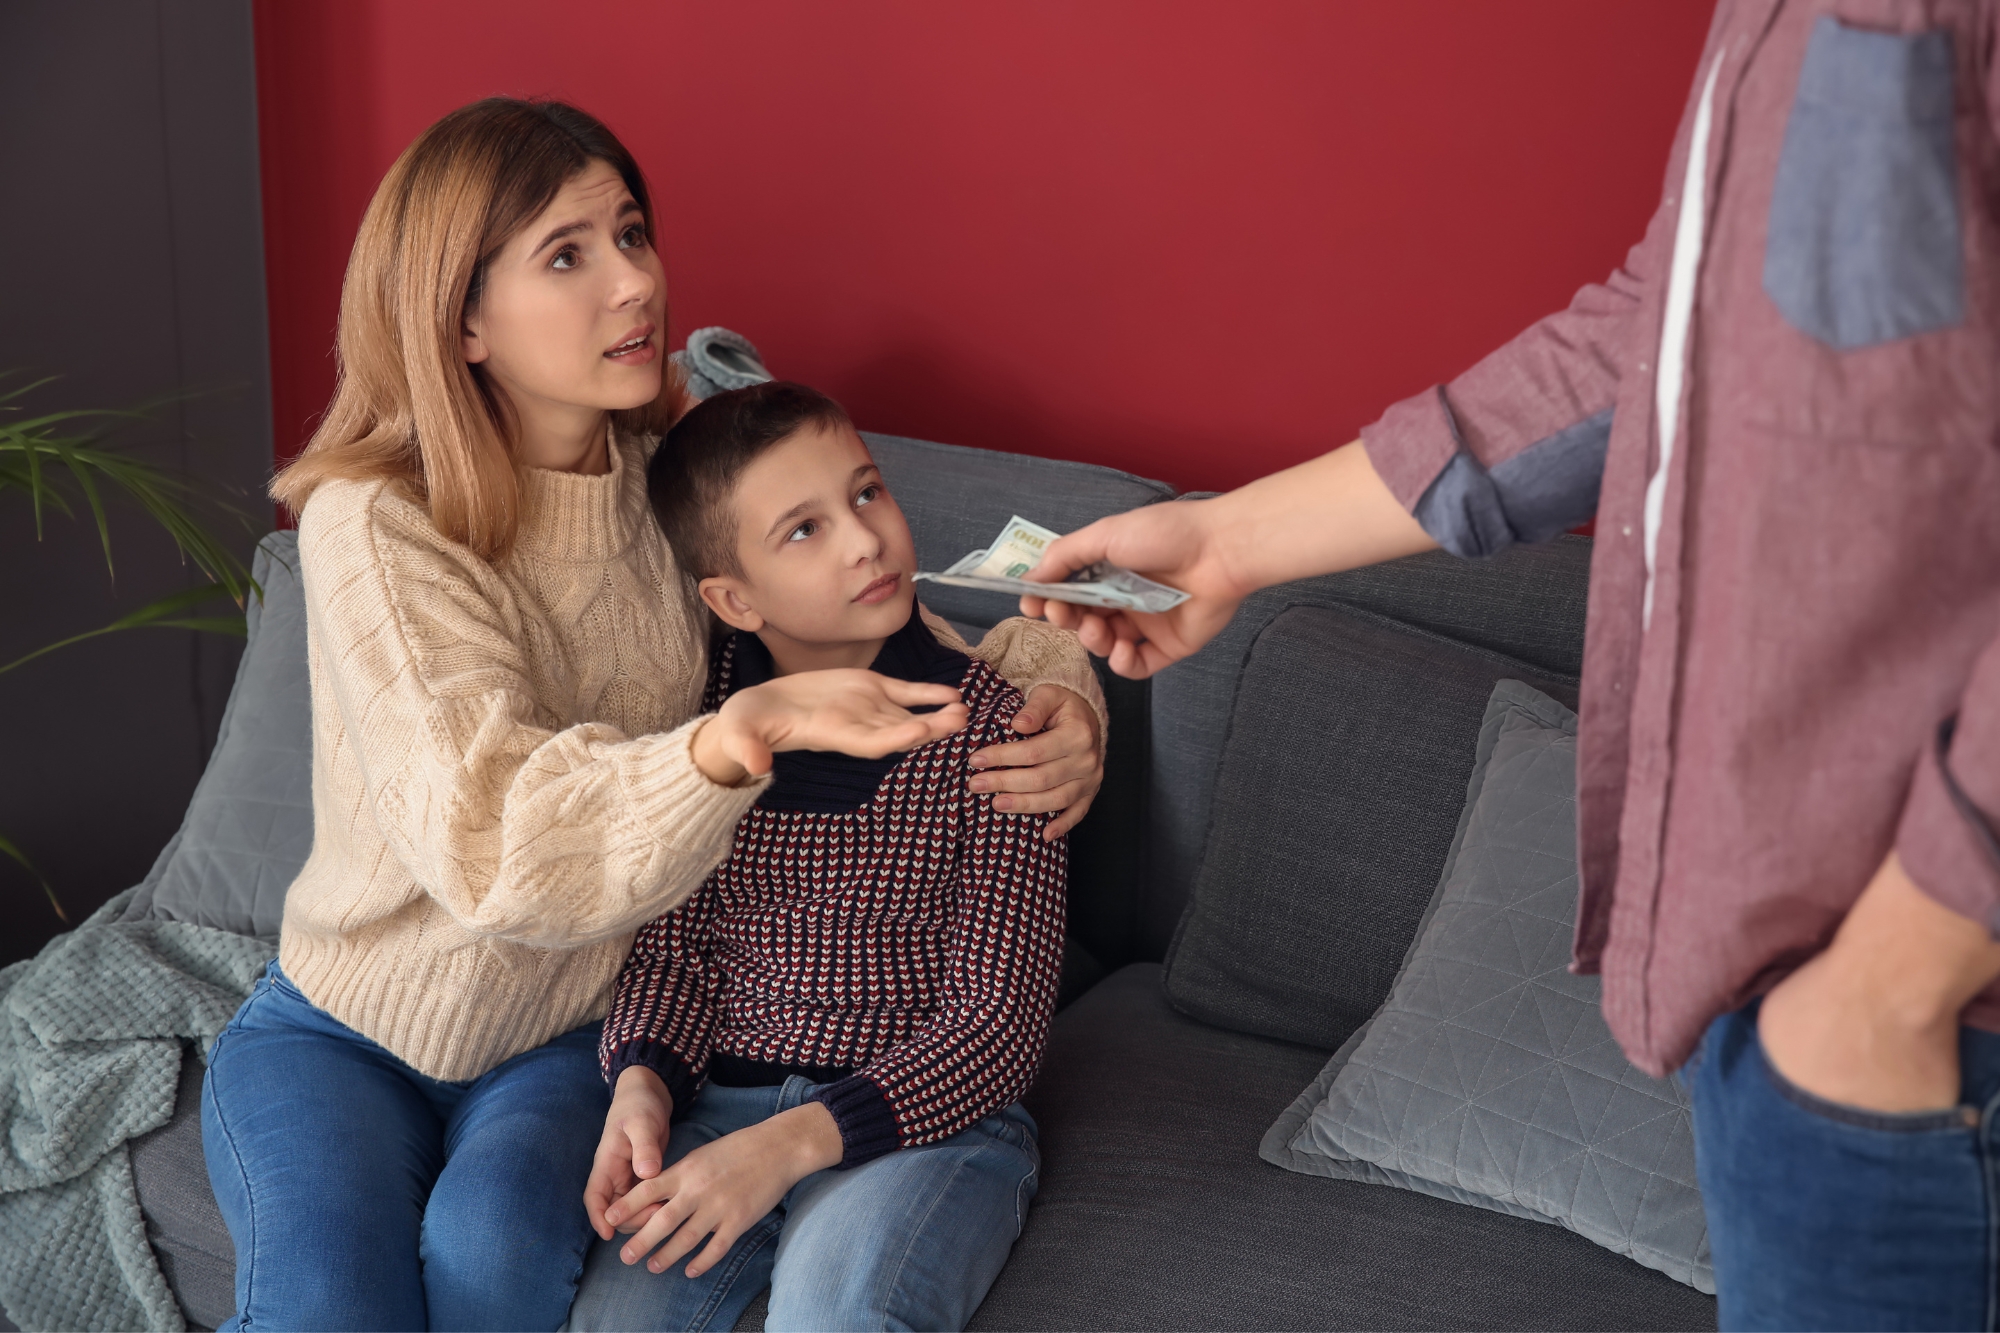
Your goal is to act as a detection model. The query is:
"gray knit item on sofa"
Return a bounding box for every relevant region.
[1260,680,1712,1293]
[0,890,274,1331]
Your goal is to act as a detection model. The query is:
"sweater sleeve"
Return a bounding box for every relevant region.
[809,693,1068,1164]
[600,891,725,1109]
[923,608,1109,747]
[300,486,766,949]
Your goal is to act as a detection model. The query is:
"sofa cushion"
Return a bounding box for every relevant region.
[1261,681,1711,1292]
[965,964,1715,1331]
[1163,604,1576,1050]
[1141,536,1592,963]
[129,1055,234,1330]
[121,533,311,940]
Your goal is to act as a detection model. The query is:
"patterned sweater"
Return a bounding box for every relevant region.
[601,609,1068,1166]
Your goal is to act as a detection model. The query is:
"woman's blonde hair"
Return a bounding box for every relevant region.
[270,97,687,560]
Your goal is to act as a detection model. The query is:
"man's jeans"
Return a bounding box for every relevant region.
[201,960,607,1331]
[1690,1003,2000,1331]
[566,1078,1040,1333]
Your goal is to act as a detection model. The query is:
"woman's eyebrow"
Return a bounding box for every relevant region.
[529,219,590,257]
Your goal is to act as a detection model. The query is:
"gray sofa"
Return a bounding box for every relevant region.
[108,433,1716,1331]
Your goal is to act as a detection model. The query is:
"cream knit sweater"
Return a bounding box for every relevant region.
[283,428,1106,1082]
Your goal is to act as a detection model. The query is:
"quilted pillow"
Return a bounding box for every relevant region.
[121,532,313,939]
[1259,679,1713,1293]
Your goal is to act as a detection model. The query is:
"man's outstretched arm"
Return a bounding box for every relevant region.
[1022,439,1436,679]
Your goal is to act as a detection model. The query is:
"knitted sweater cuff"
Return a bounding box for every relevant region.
[808,1075,902,1168]
[616,715,769,836]
[605,1038,701,1117]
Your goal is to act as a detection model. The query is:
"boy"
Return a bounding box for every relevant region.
[568,382,1065,1333]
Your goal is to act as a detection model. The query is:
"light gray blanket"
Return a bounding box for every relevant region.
[0,890,274,1332]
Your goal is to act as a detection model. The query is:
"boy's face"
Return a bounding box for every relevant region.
[698,422,918,652]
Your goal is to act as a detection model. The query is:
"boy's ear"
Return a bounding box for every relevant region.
[699,576,765,633]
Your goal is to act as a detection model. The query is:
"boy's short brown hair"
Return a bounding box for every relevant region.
[646,381,853,579]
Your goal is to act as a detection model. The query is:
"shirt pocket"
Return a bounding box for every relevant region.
[1762,16,1962,351]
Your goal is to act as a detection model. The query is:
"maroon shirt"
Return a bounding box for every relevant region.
[1362,0,2000,1076]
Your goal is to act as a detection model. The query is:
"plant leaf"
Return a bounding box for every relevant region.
[0,583,247,675]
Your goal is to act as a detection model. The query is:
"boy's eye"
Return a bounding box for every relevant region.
[855,484,880,508]
[551,245,579,271]
[618,224,647,250]
[786,520,817,543]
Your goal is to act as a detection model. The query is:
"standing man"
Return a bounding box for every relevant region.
[1025,3,2000,1328]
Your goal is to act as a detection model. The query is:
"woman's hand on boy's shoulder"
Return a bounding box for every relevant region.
[969,683,1104,839]
[693,670,970,785]
[585,1065,674,1241]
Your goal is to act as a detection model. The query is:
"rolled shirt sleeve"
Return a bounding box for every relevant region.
[1361,195,1675,558]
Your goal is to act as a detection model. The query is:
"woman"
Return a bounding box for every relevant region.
[201,97,1105,1332]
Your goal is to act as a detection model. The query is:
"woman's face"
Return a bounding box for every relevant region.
[462,160,666,443]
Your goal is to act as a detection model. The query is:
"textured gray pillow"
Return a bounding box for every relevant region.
[122,531,312,939]
[1260,679,1712,1292]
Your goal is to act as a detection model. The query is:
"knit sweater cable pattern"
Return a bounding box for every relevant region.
[281,427,1101,1083]
[601,633,1067,1167]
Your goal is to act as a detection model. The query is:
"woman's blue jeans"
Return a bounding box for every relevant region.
[201,961,608,1331]
[565,1078,1040,1333]
[1691,1002,2000,1331]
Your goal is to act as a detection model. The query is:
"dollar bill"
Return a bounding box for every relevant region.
[915,515,1190,614]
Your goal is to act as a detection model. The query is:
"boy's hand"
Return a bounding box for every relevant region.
[970,684,1104,839]
[693,669,968,785]
[585,1066,674,1240]
[603,1101,845,1280]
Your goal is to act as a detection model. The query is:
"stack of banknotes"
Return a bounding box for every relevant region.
[914,516,1190,614]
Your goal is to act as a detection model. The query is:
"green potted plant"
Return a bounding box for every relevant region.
[2,372,264,922]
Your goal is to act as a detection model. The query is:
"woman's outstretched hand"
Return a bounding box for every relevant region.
[693,670,968,786]
[1019,499,1248,681]
[970,684,1104,840]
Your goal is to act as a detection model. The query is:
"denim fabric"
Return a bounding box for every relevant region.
[565,1079,1039,1333]
[1764,17,1962,350]
[1690,1003,2000,1331]
[1413,399,1613,559]
[201,961,607,1331]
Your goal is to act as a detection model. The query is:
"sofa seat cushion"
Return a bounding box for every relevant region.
[129,1054,234,1330]
[967,964,1715,1332]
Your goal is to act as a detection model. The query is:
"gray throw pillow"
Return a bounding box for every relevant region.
[122,531,313,939]
[1260,680,1712,1293]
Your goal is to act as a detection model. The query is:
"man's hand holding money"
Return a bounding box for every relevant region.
[1016,500,1250,680]
[1019,441,1440,680]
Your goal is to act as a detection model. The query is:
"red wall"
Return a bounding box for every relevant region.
[254,1,1710,494]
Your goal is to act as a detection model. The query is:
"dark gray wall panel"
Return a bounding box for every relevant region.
[0,0,271,964]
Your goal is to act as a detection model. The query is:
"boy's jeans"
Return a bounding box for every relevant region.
[201,960,607,1331]
[565,1078,1040,1333]
[1690,1002,2000,1331]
